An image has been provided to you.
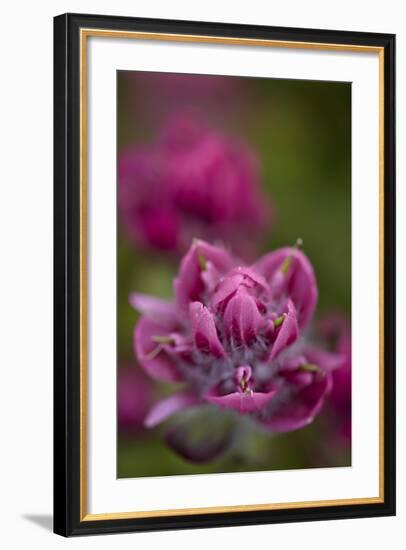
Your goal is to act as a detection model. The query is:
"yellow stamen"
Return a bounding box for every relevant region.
[274,314,286,328]
[300,364,321,373]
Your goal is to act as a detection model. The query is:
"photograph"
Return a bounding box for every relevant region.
[116,71,352,479]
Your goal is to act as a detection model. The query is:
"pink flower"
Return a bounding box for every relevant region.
[318,314,352,442]
[131,240,342,437]
[118,364,153,435]
[118,115,270,257]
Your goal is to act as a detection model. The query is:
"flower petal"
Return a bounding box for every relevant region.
[134,317,181,382]
[144,393,199,428]
[279,354,308,371]
[174,239,235,311]
[269,300,299,361]
[210,272,245,311]
[256,247,318,329]
[189,302,225,358]
[210,266,269,311]
[129,293,179,328]
[261,373,332,432]
[304,347,345,372]
[231,266,269,293]
[223,288,264,346]
[205,389,276,413]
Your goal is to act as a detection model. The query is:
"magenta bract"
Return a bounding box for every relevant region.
[132,240,343,433]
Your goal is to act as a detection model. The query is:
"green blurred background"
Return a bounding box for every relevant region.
[117,72,351,478]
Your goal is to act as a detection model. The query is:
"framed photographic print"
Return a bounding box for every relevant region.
[53,13,396,536]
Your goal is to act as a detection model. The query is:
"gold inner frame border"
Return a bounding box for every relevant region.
[79,28,385,521]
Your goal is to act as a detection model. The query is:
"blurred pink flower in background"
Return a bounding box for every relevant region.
[118,364,153,435]
[131,239,343,450]
[118,114,271,258]
[318,314,352,443]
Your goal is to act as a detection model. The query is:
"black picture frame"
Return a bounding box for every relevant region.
[54,12,396,537]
